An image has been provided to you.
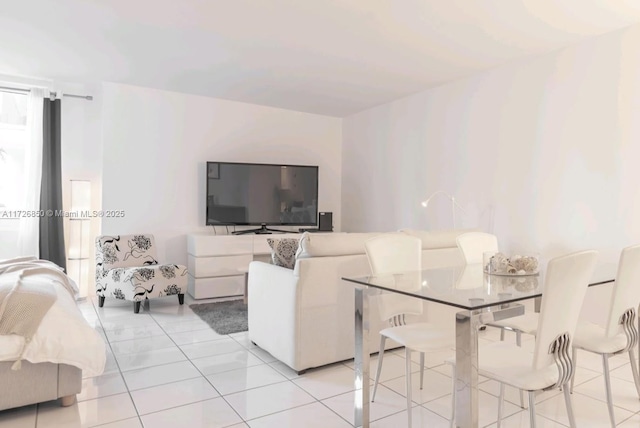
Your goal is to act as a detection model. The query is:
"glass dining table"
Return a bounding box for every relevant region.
[342,262,616,428]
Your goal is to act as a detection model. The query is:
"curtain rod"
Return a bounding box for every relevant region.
[0,85,93,101]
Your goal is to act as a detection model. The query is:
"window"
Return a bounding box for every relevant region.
[0,91,28,209]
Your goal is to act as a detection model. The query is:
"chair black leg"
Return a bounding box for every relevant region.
[98,296,105,307]
[134,301,141,313]
[178,293,185,305]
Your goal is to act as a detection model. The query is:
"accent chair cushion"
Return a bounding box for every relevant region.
[267,238,299,269]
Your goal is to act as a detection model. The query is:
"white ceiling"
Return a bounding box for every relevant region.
[1,0,639,117]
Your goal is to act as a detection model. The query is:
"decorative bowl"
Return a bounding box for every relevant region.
[483,252,539,276]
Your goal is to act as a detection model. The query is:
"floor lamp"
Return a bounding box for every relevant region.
[68,180,91,299]
[421,190,467,229]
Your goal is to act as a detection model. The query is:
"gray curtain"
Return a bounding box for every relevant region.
[39,98,66,270]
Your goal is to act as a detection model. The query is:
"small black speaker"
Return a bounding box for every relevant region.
[318,212,333,231]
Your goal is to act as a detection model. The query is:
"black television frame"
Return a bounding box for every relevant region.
[205,161,319,234]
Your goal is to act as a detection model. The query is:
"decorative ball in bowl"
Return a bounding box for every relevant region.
[483,252,539,276]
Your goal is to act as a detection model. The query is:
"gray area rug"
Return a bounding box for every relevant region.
[189,300,248,335]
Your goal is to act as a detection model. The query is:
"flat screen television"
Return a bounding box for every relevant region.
[206,161,319,234]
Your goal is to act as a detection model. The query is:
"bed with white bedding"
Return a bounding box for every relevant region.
[0,258,106,410]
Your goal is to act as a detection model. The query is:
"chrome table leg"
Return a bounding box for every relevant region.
[455,310,480,428]
[454,303,524,427]
[354,286,370,428]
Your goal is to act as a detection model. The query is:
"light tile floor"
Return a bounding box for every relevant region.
[2,295,640,427]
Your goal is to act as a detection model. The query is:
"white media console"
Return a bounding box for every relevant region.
[187,233,301,299]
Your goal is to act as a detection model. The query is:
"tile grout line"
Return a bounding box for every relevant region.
[150,305,249,426]
[194,330,335,425]
[84,299,606,428]
[214,331,321,425]
[89,297,150,428]
[96,301,244,423]
[89,298,270,425]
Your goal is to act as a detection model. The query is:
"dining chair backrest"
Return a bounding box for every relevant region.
[532,250,598,371]
[456,232,499,264]
[365,234,423,321]
[605,244,640,338]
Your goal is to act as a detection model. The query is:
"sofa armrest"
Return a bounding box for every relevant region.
[247,261,300,369]
[248,261,297,286]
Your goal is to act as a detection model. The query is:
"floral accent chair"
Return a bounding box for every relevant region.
[95,234,188,313]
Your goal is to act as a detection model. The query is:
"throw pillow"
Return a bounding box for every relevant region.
[267,238,299,269]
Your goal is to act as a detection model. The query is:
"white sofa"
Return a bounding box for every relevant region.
[247,229,473,373]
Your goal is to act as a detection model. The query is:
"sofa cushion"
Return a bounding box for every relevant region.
[267,238,299,269]
[296,232,381,258]
[399,228,479,250]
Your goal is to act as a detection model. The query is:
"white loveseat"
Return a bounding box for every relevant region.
[247,229,474,373]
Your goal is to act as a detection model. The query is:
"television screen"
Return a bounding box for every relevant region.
[206,162,319,226]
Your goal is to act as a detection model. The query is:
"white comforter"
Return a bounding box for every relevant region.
[0,265,106,377]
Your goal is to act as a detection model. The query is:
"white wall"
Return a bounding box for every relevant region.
[101,83,342,265]
[343,25,640,264]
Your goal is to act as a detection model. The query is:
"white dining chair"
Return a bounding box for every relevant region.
[456,231,527,408]
[448,250,598,428]
[570,244,640,427]
[456,232,498,264]
[459,231,538,347]
[365,234,453,427]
